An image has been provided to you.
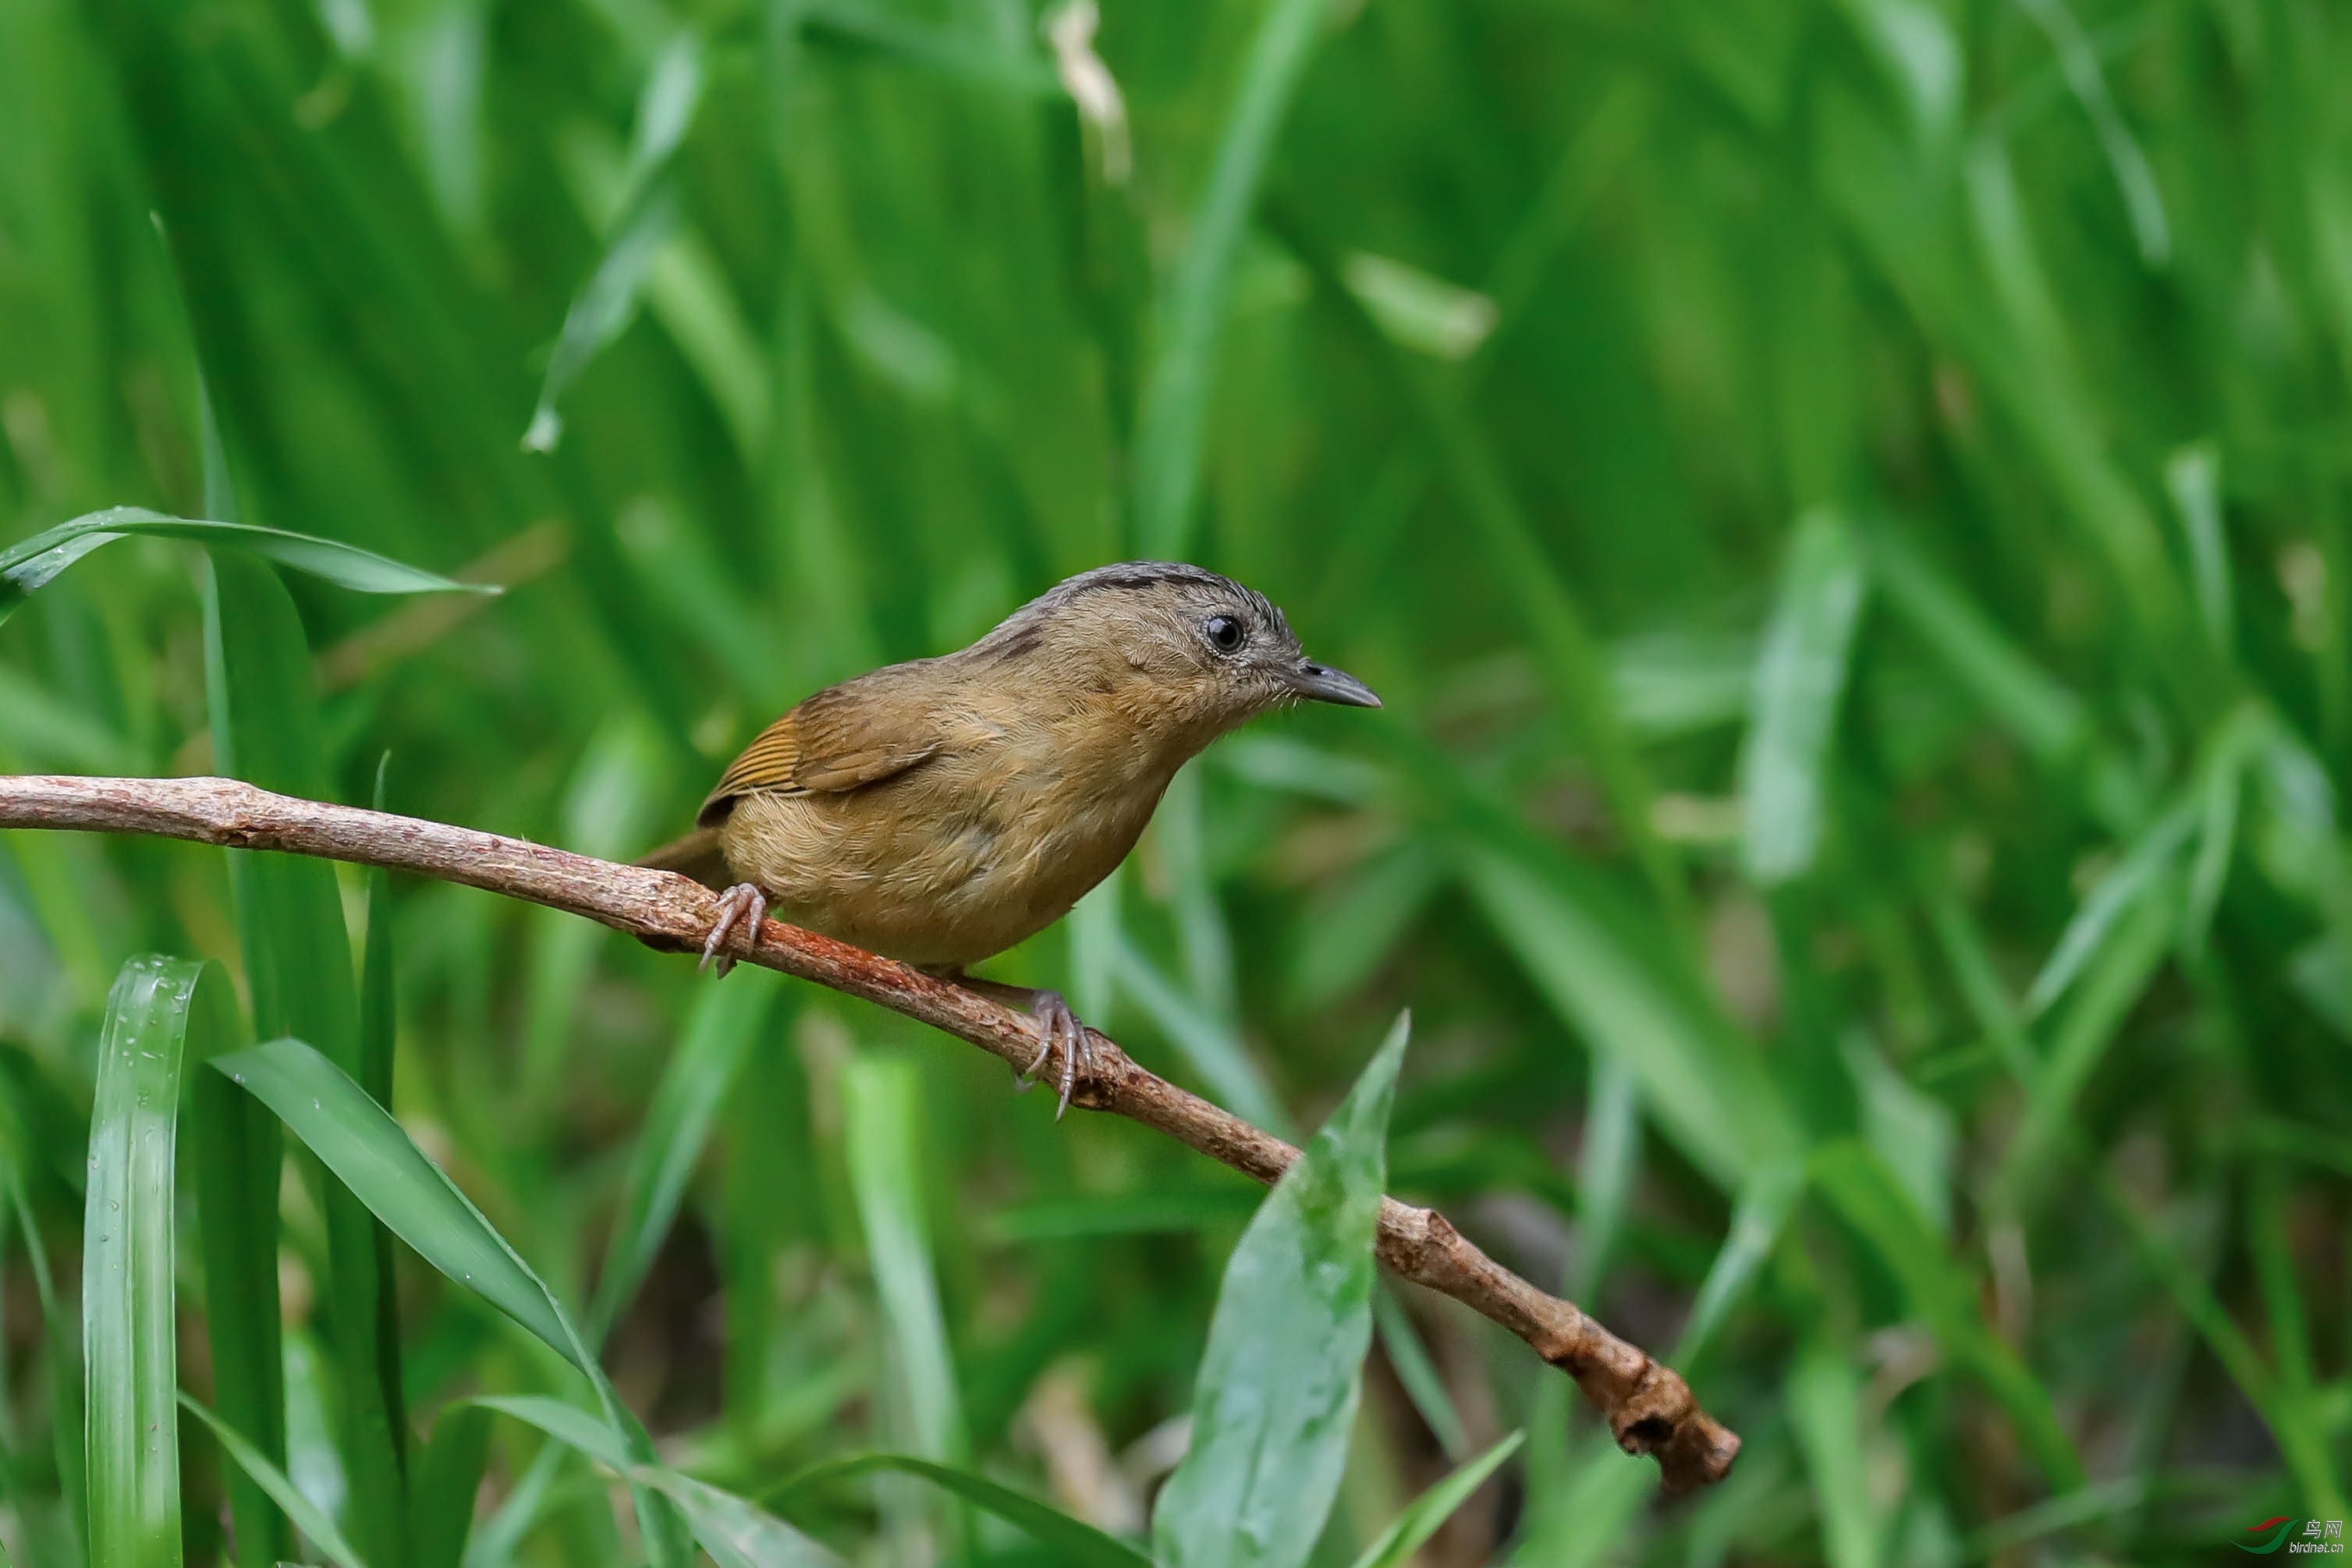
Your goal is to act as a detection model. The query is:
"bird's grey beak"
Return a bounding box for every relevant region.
[1291,658,1382,708]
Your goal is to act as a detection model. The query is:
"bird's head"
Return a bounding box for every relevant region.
[970,562,1380,744]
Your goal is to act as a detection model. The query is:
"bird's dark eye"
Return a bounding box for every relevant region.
[1203,614,1246,655]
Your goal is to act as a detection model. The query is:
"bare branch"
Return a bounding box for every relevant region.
[0,772,1740,1492]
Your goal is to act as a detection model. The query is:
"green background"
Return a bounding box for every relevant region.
[2,0,2350,1560]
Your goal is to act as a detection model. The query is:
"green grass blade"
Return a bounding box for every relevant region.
[0,663,138,772]
[211,1037,693,1567]
[410,1405,493,1568]
[4,1166,84,1566]
[521,183,678,454]
[718,1024,810,1435]
[764,1452,1151,1567]
[1862,525,2088,768]
[183,961,291,1566]
[212,1040,573,1363]
[2247,1164,2343,1516]
[1461,837,1792,1190]
[83,955,208,1568]
[1407,369,1687,922]
[549,130,768,466]
[207,550,408,1564]
[1675,1158,1805,1364]
[2012,0,2169,264]
[1158,765,1240,1026]
[1344,1430,1522,1568]
[1112,935,1290,1137]
[1570,1052,1641,1305]
[2163,442,2232,653]
[1740,509,1868,885]
[1507,1442,1649,1568]
[1151,1015,1406,1568]
[2091,1162,2347,1518]
[465,1396,841,1568]
[840,1054,967,1467]
[798,0,1059,94]
[1131,0,1333,555]
[2,508,488,624]
[626,1470,839,1568]
[358,755,409,1513]
[179,1392,371,1568]
[984,1184,1263,1243]
[456,1446,565,1568]
[1811,1140,2085,1490]
[1371,1286,1470,1462]
[519,715,665,1111]
[587,973,775,1345]
[1998,892,2177,1208]
[2023,799,2194,1017]
[522,33,702,453]
[1786,1336,1881,1568]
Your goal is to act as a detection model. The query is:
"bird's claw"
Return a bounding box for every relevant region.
[699,883,768,978]
[1011,990,1095,1120]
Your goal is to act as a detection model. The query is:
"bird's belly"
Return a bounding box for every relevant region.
[717,775,1159,969]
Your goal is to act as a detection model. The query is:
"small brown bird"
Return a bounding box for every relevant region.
[638,561,1379,1113]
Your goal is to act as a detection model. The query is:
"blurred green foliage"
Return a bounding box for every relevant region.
[3,0,2352,1560]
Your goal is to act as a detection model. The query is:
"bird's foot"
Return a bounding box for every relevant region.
[1031,995,1097,1120]
[934,974,1102,1121]
[699,883,768,977]
[1011,988,1099,1121]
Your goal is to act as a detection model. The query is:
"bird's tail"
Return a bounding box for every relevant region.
[634,826,730,889]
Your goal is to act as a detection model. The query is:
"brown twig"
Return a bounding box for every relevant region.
[0,772,1740,1493]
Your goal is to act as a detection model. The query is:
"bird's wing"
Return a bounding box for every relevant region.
[697,669,945,825]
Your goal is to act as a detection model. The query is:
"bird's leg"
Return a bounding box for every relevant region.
[699,883,768,978]
[942,975,1100,1121]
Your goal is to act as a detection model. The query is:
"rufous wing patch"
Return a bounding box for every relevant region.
[697,674,945,825]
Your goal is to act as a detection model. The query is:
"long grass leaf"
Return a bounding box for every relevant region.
[764,1452,1151,1566]
[522,34,703,452]
[587,973,775,1344]
[1508,1445,1650,1568]
[1132,0,1333,555]
[1151,1015,1406,1568]
[840,1055,967,1471]
[465,1396,841,1568]
[1462,841,1790,1190]
[2001,892,2179,1207]
[179,1392,371,1568]
[2023,800,2194,1017]
[1786,1336,1882,1568]
[1344,1430,1522,1568]
[1111,936,1290,1137]
[183,969,291,1566]
[83,955,215,1568]
[2,508,487,624]
[1674,1158,1805,1364]
[4,1165,84,1566]
[211,1037,693,1567]
[207,551,407,1563]
[1372,1286,1470,1463]
[358,755,409,1506]
[2012,0,2170,264]
[411,1404,494,1568]
[1863,524,2089,768]
[2092,1163,2347,1517]
[2163,442,2232,653]
[1811,1140,2084,1490]
[211,1039,571,1359]
[798,0,1059,94]
[1741,509,1868,885]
